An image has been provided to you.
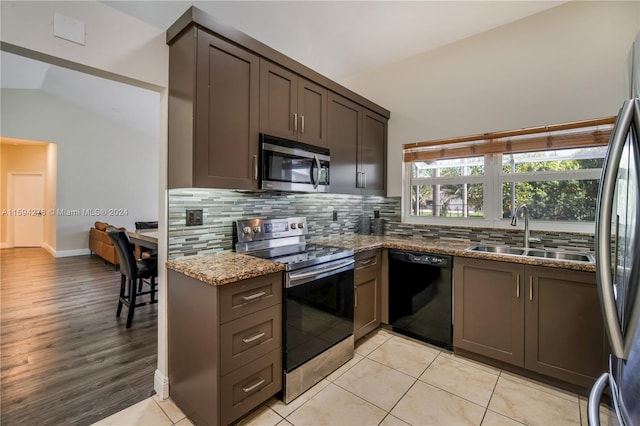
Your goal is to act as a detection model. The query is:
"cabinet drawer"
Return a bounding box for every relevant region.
[220,272,282,323]
[220,304,282,375]
[355,250,380,272]
[220,349,282,425]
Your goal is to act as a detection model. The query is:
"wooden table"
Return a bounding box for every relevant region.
[127,229,159,259]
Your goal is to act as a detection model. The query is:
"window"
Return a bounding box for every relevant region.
[410,156,485,218]
[403,118,614,231]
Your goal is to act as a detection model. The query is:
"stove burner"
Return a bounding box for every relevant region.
[235,217,353,271]
[251,244,353,271]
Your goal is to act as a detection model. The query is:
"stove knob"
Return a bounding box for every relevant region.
[297,223,304,229]
[290,223,297,230]
[242,226,252,235]
[253,226,262,234]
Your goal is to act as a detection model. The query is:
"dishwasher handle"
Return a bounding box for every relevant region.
[388,250,451,267]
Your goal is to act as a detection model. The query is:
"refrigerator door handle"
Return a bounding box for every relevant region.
[595,99,639,359]
[588,372,609,426]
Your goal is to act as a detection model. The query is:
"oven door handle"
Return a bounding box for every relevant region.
[287,259,355,288]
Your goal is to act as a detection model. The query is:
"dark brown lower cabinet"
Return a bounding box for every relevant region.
[524,266,608,388]
[453,257,607,389]
[354,249,382,340]
[453,258,524,365]
[168,270,283,426]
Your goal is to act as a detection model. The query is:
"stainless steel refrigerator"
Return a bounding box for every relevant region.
[589,57,640,424]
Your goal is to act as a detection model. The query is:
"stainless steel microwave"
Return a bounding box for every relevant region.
[260,134,330,192]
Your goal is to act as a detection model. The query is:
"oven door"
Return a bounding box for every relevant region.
[260,136,330,193]
[284,258,354,372]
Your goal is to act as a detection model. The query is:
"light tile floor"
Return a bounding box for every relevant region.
[94,329,610,426]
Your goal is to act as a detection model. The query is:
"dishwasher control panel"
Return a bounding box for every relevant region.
[389,250,451,267]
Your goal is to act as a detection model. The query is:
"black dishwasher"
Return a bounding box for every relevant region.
[388,250,453,350]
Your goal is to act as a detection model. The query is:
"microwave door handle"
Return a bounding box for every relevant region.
[596,99,634,359]
[312,154,320,189]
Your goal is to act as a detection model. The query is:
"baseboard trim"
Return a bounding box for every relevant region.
[154,369,169,399]
[0,242,10,249]
[42,242,55,256]
[55,248,91,258]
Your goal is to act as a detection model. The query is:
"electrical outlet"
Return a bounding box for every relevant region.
[333,210,338,221]
[186,209,203,226]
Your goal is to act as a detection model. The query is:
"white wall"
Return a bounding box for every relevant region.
[1,0,170,399]
[340,1,640,196]
[45,143,58,251]
[1,89,159,253]
[0,0,167,89]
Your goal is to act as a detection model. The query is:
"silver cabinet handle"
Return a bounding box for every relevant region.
[252,154,258,180]
[354,286,358,308]
[516,274,520,299]
[529,276,533,301]
[242,378,265,393]
[595,99,640,360]
[242,291,266,302]
[356,171,363,188]
[588,372,610,426]
[363,172,367,188]
[300,115,305,134]
[293,113,298,133]
[360,259,373,266]
[242,332,266,344]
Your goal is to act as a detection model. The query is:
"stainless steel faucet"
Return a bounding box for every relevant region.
[511,204,530,248]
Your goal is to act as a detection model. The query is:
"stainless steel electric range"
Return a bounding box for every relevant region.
[236,217,355,403]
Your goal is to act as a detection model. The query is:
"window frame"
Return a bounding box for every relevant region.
[403,127,611,234]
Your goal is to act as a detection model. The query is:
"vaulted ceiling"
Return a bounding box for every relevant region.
[102,1,565,81]
[1,1,566,137]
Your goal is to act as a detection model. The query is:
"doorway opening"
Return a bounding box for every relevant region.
[1,137,57,253]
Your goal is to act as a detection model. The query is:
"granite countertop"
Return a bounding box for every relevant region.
[311,235,596,273]
[166,234,595,286]
[166,252,285,286]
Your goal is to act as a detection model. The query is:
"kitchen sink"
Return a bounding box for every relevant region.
[525,250,594,263]
[468,245,526,255]
[467,245,594,263]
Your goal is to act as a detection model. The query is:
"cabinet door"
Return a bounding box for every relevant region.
[524,266,607,388]
[259,60,298,140]
[360,109,387,195]
[327,92,361,194]
[195,31,259,189]
[354,250,381,340]
[453,257,525,366]
[298,78,328,147]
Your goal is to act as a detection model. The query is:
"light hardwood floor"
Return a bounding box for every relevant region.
[1,248,157,426]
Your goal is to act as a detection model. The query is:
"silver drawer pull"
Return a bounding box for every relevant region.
[242,291,266,302]
[242,332,266,344]
[242,378,265,393]
[360,259,373,266]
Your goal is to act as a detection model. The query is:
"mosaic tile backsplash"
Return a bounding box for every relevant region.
[168,189,595,259]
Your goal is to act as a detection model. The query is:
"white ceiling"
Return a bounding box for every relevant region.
[1,1,566,139]
[102,1,566,81]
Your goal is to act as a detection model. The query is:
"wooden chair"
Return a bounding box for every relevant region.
[106,227,158,328]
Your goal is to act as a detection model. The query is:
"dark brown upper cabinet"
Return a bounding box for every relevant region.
[328,92,387,196]
[361,109,387,195]
[260,60,328,148]
[166,7,389,191]
[168,27,260,190]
